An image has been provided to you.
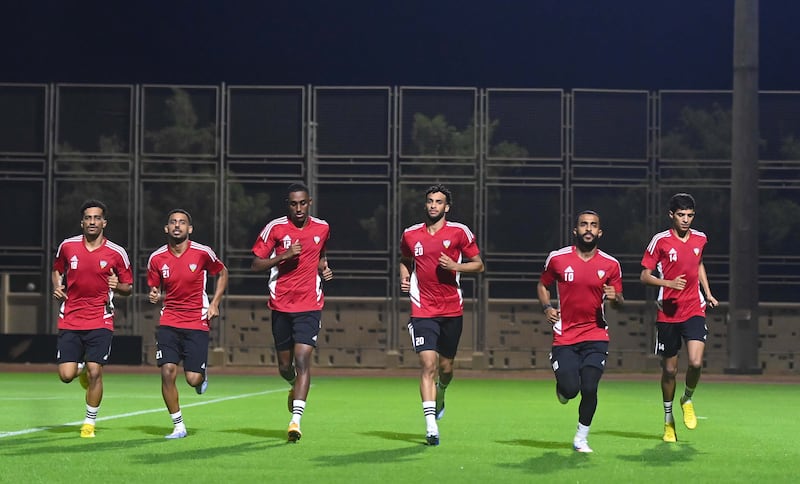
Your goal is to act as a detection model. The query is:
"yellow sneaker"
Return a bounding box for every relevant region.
[287,422,302,443]
[680,398,697,430]
[662,421,677,442]
[78,364,89,390]
[80,423,95,438]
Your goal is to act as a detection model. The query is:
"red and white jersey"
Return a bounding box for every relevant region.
[252,216,330,313]
[53,236,133,331]
[540,246,623,346]
[400,221,481,318]
[641,229,708,323]
[147,241,226,331]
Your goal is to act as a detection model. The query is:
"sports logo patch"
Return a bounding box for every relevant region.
[70,255,79,270]
[314,235,321,244]
[189,263,197,272]
[99,260,108,269]
[443,240,451,249]
[693,248,700,256]
[597,270,605,279]
[161,263,170,279]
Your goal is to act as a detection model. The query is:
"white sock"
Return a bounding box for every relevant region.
[423,401,437,433]
[291,400,306,425]
[575,423,590,442]
[84,404,99,425]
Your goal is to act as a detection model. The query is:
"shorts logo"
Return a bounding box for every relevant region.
[156,350,162,359]
[70,255,79,270]
[99,260,108,269]
[189,263,197,272]
[596,270,605,279]
[443,240,451,249]
[161,264,170,278]
[314,236,321,244]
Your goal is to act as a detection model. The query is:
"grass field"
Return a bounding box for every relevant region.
[1,370,797,483]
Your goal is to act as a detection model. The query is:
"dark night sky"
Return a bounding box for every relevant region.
[1,0,799,90]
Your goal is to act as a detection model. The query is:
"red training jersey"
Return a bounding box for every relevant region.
[53,236,133,331]
[540,246,623,346]
[252,216,330,313]
[400,221,481,318]
[147,241,226,331]
[641,229,708,323]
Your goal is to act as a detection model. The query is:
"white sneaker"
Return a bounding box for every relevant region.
[165,427,188,439]
[573,439,593,453]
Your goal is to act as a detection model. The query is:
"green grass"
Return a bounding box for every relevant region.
[1,371,798,483]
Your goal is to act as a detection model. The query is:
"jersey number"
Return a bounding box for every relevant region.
[414,336,425,346]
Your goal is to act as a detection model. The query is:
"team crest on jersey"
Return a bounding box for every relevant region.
[189,263,197,272]
[443,240,451,249]
[693,248,700,256]
[99,260,108,269]
[161,263,170,278]
[70,255,79,270]
[314,236,321,244]
[596,270,605,279]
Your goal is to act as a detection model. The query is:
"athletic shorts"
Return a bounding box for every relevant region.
[550,340,609,375]
[57,328,113,365]
[655,316,708,358]
[272,310,322,351]
[156,325,209,373]
[407,316,463,359]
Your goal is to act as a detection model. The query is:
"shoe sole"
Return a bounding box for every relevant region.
[288,429,302,442]
[426,435,439,446]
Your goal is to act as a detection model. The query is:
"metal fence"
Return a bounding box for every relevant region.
[1,83,799,370]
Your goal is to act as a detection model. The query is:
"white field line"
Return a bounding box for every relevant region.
[0,387,285,439]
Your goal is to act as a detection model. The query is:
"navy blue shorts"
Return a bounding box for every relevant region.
[655,316,708,358]
[272,310,322,351]
[550,340,609,375]
[57,328,113,365]
[156,325,209,373]
[407,316,463,359]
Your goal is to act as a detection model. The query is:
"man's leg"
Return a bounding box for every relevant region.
[80,361,104,438]
[419,350,439,445]
[162,363,187,439]
[435,356,454,420]
[680,339,705,430]
[661,355,679,442]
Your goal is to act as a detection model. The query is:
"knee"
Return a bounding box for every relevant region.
[59,373,72,384]
[661,364,679,379]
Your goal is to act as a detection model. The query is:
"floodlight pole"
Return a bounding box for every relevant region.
[727,0,761,374]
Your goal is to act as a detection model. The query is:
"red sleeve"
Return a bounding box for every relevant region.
[539,260,556,287]
[611,263,623,293]
[252,228,276,259]
[207,253,226,276]
[641,245,659,271]
[117,255,134,285]
[400,232,412,258]
[147,256,161,288]
[461,231,480,259]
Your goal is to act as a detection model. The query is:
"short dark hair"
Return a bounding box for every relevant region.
[425,184,452,206]
[286,182,310,199]
[576,210,600,226]
[80,199,107,218]
[166,208,192,225]
[669,193,696,212]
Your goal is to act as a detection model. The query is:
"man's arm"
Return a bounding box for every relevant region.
[536,280,559,324]
[251,240,301,273]
[698,262,718,308]
[399,256,413,293]
[437,253,485,273]
[52,270,66,301]
[640,267,687,291]
[207,267,229,319]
